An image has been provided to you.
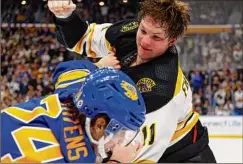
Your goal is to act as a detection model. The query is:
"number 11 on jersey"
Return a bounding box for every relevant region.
[142,123,156,146]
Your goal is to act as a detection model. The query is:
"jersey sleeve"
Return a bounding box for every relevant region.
[52,60,98,101]
[54,12,113,58]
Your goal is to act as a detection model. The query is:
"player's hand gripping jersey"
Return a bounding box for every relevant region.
[54,12,210,162]
[1,60,98,163]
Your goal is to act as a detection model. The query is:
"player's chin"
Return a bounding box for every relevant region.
[138,49,153,60]
[138,54,153,62]
[136,143,143,154]
[130,144,143,163]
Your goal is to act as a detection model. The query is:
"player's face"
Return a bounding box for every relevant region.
[104,129,140,150]
[90,117,144,162]
[103,129,143,162]
[136,16,176,62]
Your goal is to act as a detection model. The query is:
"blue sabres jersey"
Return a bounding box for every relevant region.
[1,60,98,163]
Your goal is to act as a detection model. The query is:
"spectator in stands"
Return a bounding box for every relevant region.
[223,100,234,115]
[191,69,204,93]
[201,99,210,115]
[214,84,226,108]
[234,83,243,115]
[215,104,229,116]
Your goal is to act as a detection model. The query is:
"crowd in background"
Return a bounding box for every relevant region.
[1,0,243,115]
[177,29,243,71]
[176,29,243,115]
[1,0,242,24]
[1,26,66,108]
[188,0,242,24]
[187,69,242,116]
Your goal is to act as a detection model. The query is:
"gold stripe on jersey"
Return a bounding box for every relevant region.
[88,23,97,58]
[55,70,89,89]
[176,109,193,131]
[102,24,113,52]
[170,111,199,143]
[73,28,90,54]
[105,38,113,52]
[173,67,183,97]
[134,159,156,163]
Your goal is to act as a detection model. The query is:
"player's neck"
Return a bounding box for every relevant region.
[130,56,148,67]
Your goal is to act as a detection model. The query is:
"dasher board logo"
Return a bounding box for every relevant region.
[121,21,139,32]
[121,80,138,101]
[136,78,156,93]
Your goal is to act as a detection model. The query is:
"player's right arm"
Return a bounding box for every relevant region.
[48,0,113,59]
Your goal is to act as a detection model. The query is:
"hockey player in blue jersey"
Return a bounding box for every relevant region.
[1,60,146,163]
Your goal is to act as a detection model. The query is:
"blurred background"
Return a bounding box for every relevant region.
[1,0,243,117]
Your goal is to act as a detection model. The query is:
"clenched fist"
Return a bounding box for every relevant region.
[48,0,76,18]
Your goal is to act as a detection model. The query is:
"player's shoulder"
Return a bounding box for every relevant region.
[1,96,43,113]
[152,45,180,97]
[108,19,139,33]
[106,19,139,45]
[1,94,63,124]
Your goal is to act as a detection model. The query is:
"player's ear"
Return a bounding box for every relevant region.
[92,116,108,140]
[168,38,177,47]
[95,117,107,131]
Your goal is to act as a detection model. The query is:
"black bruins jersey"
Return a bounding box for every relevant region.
[54,12,210,162]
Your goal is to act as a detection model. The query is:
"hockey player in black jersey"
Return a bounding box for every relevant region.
[48,0,216,162]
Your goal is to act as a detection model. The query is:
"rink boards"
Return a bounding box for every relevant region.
[200,116,243,163]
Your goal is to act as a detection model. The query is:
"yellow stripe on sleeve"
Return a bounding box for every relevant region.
[88,23,97,58]
[171,112,199,143]
[73,29,90,54]
[176,109,193,131]
[134,159,156,163]
[105,38,113,52]
[173,67,183,97]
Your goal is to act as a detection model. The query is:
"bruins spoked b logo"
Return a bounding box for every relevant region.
[136,78,156,93]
